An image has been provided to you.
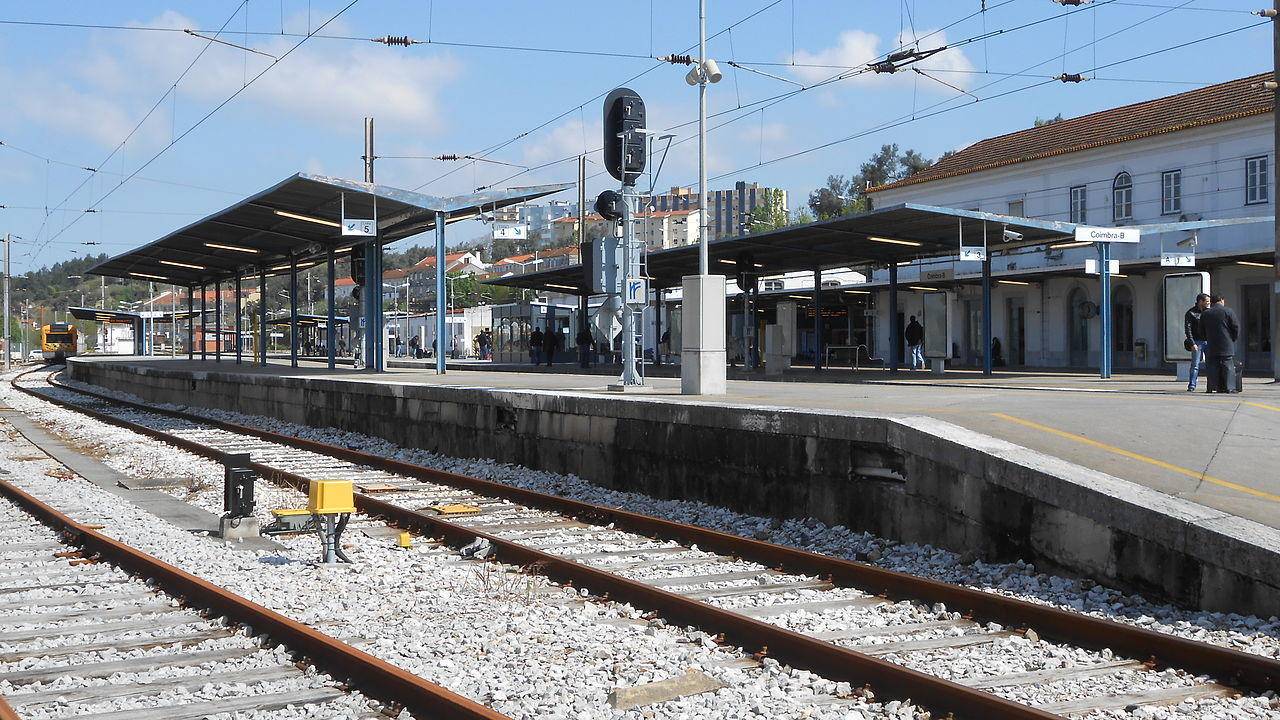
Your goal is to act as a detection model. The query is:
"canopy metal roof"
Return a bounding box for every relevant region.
[69,306,198,323]
[89,173,571,288]
[487,203,1268,293]
[267,313,350,326]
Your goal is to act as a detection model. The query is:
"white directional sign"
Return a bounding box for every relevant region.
[959,246,987,262]
[1084,259,1120,275]
[342,218,376,237]
[624,276,648,306]
[1074,225,1140,244]
[1161,252,1195,267]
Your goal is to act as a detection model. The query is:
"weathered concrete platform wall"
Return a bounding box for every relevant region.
[69,358,1280,617]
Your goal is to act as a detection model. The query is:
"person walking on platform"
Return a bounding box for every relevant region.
[530,327,544,365]
[1201,295,1240,394]
[905,315,925,370]
[1184,292,1210,392]
[542,326,558,367]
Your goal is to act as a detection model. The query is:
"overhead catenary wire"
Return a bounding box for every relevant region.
[28,2,249,253]
[35,0,363,254]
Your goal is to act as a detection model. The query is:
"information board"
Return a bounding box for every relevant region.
[922,291,950,359]
[1162,272,1210,363]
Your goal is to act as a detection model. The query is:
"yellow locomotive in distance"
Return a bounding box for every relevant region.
[40,322,78,362]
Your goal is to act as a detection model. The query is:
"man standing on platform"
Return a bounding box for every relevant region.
[530,326,544,365]
[1184,292,1209,392]
[905,315,925,371]
[543,325,558,367]
[1201,294,1240,394]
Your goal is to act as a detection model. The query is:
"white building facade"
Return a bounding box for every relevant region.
[865,74,1274,372]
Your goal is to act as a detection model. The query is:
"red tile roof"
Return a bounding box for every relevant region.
[409,251,479,270]
[869,73,1274,194]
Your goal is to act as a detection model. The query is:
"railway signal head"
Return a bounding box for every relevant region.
[603,87,646,185]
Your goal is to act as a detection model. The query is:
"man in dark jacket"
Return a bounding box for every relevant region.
[904,316,925,370]
[1201,294,1240,394]
[1183,293,1209,392]
[542,326,558,366]
[576,328,593,369]
[529,327,543,365]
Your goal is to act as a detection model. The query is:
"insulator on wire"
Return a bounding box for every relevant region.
[660,53,694,66]
[435,154,460,161]
[375,35,414,47]
[1058,73,1085,83]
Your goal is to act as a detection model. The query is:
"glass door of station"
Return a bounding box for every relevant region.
[1241,284,1272,372]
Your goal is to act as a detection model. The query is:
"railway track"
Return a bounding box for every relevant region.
[12,368,1280,719]
[0,477,506,719]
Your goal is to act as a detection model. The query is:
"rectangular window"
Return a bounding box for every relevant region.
[1007,199,1024,217]
[1069,186,1087,223]
[1161,170,1182,214]
[1246,156,1269,205]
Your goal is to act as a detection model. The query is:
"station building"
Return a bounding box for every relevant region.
[863,73,1275,372]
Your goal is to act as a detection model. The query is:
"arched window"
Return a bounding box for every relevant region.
[1112,172,1133,221]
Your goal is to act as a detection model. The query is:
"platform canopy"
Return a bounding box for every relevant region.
[89,173,571,287]
[68,306,198,323]
[486,202,1269,293]
[266,312,349,327]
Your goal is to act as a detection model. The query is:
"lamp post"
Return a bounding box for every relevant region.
[684,0,726,394]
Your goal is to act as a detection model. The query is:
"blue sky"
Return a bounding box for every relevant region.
[1,0,1270,274]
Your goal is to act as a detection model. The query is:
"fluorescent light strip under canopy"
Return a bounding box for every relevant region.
[130,272,168,280]
[1238,261,1271,268]
[204,242,260,254]
[273,209,340,228]
[868,236,922,247]
[159,259,205,270]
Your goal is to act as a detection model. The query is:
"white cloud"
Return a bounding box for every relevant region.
[790,29,974,91]
[0,10,462,154]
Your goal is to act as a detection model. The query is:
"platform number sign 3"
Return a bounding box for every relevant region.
[625,277,647,306]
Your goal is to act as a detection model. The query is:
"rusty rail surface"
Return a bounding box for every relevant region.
[24,370,1280,700]
[0,388,510,720]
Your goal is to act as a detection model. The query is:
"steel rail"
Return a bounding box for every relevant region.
[0,389,510,720]
[24,369,1280,698]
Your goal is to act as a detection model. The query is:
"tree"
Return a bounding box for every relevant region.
[900,149,933,177]
[747,188,791,232]
[1034,114,1064,127]
[807,175,851,219]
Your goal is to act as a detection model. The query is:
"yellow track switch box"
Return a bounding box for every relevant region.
[308,479,356,514]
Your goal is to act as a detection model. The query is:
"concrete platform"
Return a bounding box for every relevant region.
[66,356,1280,615]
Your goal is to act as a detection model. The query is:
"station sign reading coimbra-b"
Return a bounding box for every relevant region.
[1074,226,1141,244]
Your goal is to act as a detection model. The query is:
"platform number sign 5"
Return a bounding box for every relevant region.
[343,219,376,237]
[625,277,647,306]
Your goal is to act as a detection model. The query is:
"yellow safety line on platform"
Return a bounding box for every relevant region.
[991,412,1280,504]
[1245,401,1280,413]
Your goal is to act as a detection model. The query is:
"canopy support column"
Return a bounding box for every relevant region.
[258,270,267,366]
[200,285,207,362]
[813,269,822,370]
[327,247,336,370]
[362,242,376,371]
[1099,242,1112,379]
[435,211,447,375]
[290,258,299,369]
[982,253,993,376]
[888,265,899,373]
[214,281,222,363]
[654,289,663,367]
[186,287,193,361]
[234,274,242,365]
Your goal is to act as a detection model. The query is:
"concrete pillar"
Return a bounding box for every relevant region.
[680,275,727,394]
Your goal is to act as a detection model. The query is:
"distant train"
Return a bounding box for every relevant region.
[40,322,78,362]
